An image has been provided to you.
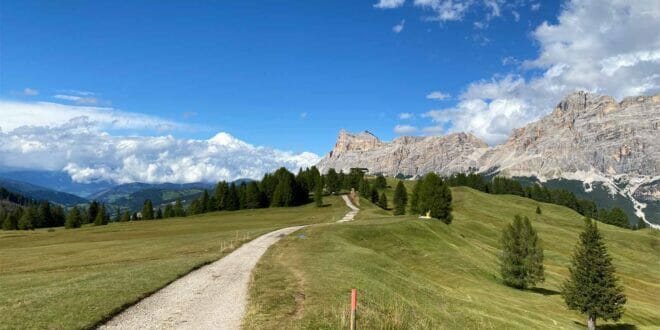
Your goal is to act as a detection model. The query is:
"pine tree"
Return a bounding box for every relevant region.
[314,183,324,207]
[201,190,210,213]
[174,199,185,217]
[120,210,130,222]
[215,181,229,210]
[271,175,295,207]
[142,200,154,220]
[562,219,626,330]
[18,207,36,230]
[156,208,163,219]
[225,184,240,210]
[325,168,340,195]
[409,181,421,214]
[370,186,379,204]
[65,207,82,229]
[536,206,542,214]
[393,181,408,215]
[378,192,388,209]
[374,174,387,189]
[86,201,99,224]
[417,173,452,222]
[500,215,544,289]
[245,181,264,209]
[94,204,108,225]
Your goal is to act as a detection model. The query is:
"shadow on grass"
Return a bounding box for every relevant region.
[528,287,560,296]
[573,321,636,330]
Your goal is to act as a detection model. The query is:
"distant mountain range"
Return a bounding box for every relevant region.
[0,178,88,206]
[317,92,659,227]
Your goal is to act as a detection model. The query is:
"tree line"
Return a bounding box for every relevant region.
[445,173,646,230]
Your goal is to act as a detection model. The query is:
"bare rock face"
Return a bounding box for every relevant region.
[480,91,659,180]
[316,91,659,225]
[317,131,488,176]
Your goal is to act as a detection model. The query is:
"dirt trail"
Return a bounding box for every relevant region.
[100,226,305,330]
[101,197,359,330]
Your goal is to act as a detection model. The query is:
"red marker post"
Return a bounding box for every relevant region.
[350,288,357,330]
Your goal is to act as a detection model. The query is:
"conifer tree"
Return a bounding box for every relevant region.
[409,181,421,214]
[225,183,240,210]
[562,219,626,330]
[156,208,163,219]
[374,174,387,189]
[120,210,130,222]
[65,207,82,229]
[393,181,408,215]
[325,168,340,195]
[370,186,379,204]
[417,173,452,222]
[215,181,229,210]
[271,175,295,207]
[378,192,388,209]
[94,204,108,225]
[500,215,544,289]
[174,199,185,217]
[3,209,20,230]
[314,183,324,207]
[18,207,36,230]
[536,206,542,214]
[86,201,99,224]
[142,200,154,220]
[245,181,264,209]
[201,190,210,213]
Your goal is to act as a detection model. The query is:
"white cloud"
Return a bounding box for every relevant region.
[54,94,98,105]
[300,112,308,119]
[531,3,540,11]
[512,10,520,22]
[426,91,450,100]
[393,19,406,33]
[0,100,180,132]
[421,0,660,145]
[393,124,418,134]
[23,88,39,96]
[0,116,320,184]
[374,0,405,9]
[413,0,473,21]
[398,112,414,119]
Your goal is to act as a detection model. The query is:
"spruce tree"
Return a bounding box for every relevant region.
[500,215,544,289]
[156,208,163,219]
[271,175,295,207]
[325,168,340,195]
[65,207,82,229]
[174,199,185,217]
[536,206,542,214]
[94,204,108,225]
[225,184,240,210]
[393,181,408,215]
[18,207,36,230]
[370,186,379,204]
[245,182,264,209]
[562,219,626,330]
[417,173,452,222]
[314,183,324,207]
[378,192,388,209]
[374,174,387,189]
[142,200,154,220]
[409,180,421,214]
[120,210,130,222]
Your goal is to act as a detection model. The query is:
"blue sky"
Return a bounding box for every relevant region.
[1,0,658,184]
[2,0,559,154]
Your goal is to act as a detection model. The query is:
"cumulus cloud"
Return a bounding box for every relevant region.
[393,124,418,134]
[398,112,414,119]
[0,116,320,184]
[426,91,450,100]
[422,0,660,145]
[0,100,180,132]
[374,0,405,9]
[392,19,406,33]
[54,94,98,105]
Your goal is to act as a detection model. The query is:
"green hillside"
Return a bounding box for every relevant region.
[0,196,347,329]
[244,187,660,329]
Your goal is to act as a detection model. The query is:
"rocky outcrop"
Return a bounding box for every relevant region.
[316,91,659,225]
[317,131,488,176]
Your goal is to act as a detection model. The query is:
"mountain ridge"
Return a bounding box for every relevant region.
[317,91,659,226]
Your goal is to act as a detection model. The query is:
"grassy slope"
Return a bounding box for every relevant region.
[0,196,347,329]
[244,187,660,329]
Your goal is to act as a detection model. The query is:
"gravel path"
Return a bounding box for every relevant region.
[100,225,305,330]
[101,197,359,330]
[337,195,359,223]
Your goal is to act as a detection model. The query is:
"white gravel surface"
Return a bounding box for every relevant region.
[101,197,359,330]
[100,225,306,330]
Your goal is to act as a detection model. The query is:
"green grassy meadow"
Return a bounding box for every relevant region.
[244,186,660,329]
[0,196,347,329]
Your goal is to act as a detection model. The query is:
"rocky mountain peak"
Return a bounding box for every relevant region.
[330,129,383,157]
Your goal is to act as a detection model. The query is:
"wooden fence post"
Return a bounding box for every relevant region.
[350,288,357,330]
